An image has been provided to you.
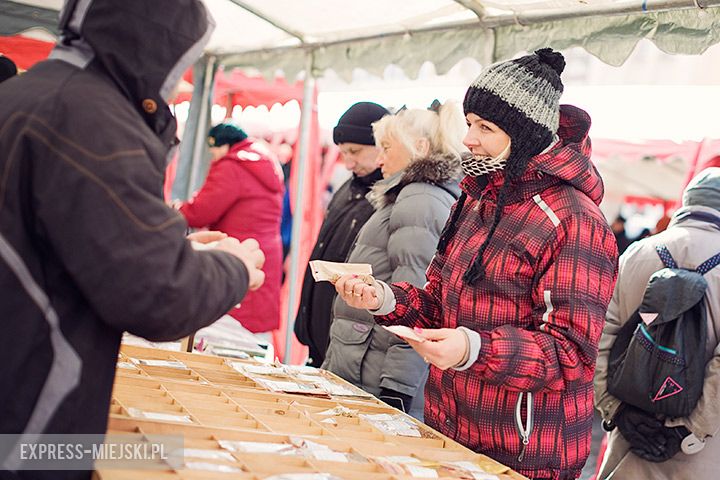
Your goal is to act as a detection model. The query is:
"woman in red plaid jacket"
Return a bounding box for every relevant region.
[336,49,618,479]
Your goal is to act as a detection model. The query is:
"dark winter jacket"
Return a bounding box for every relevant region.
[0,0,248,473]
[376,106,619,479]
[323,154,461,420]
[180,139,284,333]
[294,170,382,365]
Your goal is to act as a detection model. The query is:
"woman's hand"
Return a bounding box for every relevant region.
[335,274,383,310]
[405,327,469,370]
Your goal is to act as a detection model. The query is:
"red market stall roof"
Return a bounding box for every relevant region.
[592,137,720,215]
[0,35,305,110]
[175,68,304,108]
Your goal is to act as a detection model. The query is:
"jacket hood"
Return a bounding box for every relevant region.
[464,105,604,206]
[668,168,720,229]
[526,105,604,205]
[369,152,463,208]
[223,139,284,194]
[50,0,214,141]
[682,167,720,212]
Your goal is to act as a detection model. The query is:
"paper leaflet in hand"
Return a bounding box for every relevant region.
[309,260,373,284]
[382,325,425,343]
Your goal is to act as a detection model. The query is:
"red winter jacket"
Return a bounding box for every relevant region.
[377,105,618,479]
[180,139,284,332]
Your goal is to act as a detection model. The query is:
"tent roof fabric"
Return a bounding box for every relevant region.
[1,1,720,78]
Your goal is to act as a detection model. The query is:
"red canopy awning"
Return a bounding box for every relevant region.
[175,68,304,109]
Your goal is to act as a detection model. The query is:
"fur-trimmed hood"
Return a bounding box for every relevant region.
[368,152,464,209]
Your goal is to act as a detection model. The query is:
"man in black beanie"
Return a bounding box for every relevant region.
[0,55,18,83]
[294,101,388,366]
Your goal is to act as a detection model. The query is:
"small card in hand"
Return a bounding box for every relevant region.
[382,325,425,343]
[309,260,373,284]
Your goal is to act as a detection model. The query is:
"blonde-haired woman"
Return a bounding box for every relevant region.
[322,101,465,419]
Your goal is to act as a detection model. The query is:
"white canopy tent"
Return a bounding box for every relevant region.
[5,1,720,74]
[3,0,720,360]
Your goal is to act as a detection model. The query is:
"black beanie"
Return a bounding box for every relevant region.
[333,101,389,146]
[463,48,565,169]
[207,123,248,147]
[442,48,566,285]
[0,56,18,83]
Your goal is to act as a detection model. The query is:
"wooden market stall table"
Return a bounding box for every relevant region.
[94,345,527,480]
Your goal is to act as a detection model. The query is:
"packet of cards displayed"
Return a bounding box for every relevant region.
[309,260,373,284]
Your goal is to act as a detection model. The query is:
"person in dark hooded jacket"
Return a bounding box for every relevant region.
[335,49,618,479]
[0,1,264,477]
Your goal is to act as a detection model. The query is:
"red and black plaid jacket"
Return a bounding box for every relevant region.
[377,105,618,480]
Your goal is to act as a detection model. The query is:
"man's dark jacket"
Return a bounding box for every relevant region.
[0,0,249,470]
[294,171,381,366]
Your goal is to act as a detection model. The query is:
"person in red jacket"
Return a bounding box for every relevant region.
[178,123,284,337]
[335,49,618,479]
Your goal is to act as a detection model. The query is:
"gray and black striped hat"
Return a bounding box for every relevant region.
[463,48,565,163]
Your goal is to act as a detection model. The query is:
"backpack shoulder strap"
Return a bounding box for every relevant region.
[697,252,720,275]
[656,244,678,269]
[656,243,720,275]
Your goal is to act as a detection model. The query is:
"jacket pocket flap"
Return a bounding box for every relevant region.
[330,318,373,345]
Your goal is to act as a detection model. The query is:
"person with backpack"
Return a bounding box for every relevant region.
[595,167,720,479]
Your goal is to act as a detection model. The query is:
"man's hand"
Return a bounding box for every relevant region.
[214,238,265,290]
[405,328,469,370]
[335,274,382,310]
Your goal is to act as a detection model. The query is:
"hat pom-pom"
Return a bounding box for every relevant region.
[535,48,565,75]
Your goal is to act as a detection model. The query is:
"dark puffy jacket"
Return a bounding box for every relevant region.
[0,1,248,475]
[294,170,382,366]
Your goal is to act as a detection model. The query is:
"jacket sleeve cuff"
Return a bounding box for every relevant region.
[452,327,481,371]
[597,396,622,423]
[369,280,396,316]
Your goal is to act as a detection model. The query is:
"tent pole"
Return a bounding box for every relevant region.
[188,55,217,195]
[681,137,707,191]
[284,52,315,363]
[172,55,217,201]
